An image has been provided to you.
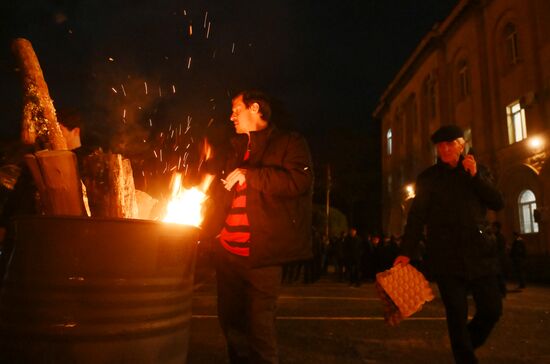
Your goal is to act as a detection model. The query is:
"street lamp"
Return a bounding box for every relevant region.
[528,136,543,151]
[405,184,415,200]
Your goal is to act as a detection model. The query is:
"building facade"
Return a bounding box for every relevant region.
[373,0,550,255]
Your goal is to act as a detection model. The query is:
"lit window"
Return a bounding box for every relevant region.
[504,23,519,65]
[464,128,473,153]
[506,101,527,144]
[386,128,393,155]
[458,60,470,99]
[518,190,539,233]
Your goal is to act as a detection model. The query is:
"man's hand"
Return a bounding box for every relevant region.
[393,255,410,266]
[462,154,477,176]
[222,168,247,191]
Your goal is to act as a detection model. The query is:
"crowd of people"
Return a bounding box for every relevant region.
[281,229,409,287]
[282,223,527,291]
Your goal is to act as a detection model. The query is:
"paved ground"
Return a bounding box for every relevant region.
[188,271,550,364]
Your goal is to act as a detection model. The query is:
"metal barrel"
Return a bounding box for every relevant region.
[0,215,199,364]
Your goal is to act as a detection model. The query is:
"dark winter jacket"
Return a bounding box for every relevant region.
[203,125,313,268]
[400,156,504,278]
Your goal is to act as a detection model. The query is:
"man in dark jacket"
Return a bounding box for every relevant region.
[203,90,313,364]
[394,125,504,364]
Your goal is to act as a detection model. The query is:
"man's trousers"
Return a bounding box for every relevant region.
[215,250,282,364]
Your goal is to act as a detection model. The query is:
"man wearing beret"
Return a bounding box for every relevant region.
[394,125,504,364]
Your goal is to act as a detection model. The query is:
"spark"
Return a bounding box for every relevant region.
[144,82,148,94]
[187,57,192,69]
[175,145,179,151]
[178,156,182,170]
[149,118,152,127]
[158,87,162,97]
[189,24,193,36]
[206,22,211,39]
[172,85,176,93]
[111,87,118,93]
[232,43,235,54]
[170,166,177,172]
[213,50,216,59]
[142,170,145,176]
[123,109,126,118]
[121,84,127,96]
[183,9,187,16]
[153,150,158,158]
[108,57,114,62]
[203,11,208,28]
[171,130,175,138]
[160,149,163,162]
[208,118,214,127]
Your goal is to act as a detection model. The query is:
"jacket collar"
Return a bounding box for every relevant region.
[231,125,276,152]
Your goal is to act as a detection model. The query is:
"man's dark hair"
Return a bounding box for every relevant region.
[234,90,272,122]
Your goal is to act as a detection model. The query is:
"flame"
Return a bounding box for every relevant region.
[162,173,214,227]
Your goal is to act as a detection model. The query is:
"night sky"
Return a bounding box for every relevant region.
[0,0,457,232]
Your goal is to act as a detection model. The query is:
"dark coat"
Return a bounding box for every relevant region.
[203,125,313,268]
[400,156,504,279]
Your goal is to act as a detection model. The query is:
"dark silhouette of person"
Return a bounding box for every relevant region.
[510,232,527,289]
[394,125,504,364]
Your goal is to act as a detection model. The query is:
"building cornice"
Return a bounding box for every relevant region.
[372,0,476,119]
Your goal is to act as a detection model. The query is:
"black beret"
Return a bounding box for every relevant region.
[430,125,464,144]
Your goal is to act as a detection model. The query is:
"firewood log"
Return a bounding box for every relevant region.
[81,151,138,219]
[25,150,85,216]
[12,38,67,150]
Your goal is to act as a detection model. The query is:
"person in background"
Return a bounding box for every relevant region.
[202,90,313,364]
[0,108,90,283]
[394,125,504,364]
[492,221,508,297]
[344,227,363,287]
[510,231,527,289]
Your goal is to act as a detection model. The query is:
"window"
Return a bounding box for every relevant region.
[506,101,527,144]
[386,128,393,155]
[518,190,539,233]
[427,77,437,118]
[464,128,473,153]
[421,75,437,121]
[504,23,519,65]
[458,60,470,99]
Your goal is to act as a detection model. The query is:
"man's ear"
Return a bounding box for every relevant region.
[250,102,260,114]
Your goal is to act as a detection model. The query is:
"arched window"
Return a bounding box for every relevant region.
[457,59,470,99]
[518,190,539,233]
[423,74,437,119]
[386,128,393,156]
[504,23,519,65]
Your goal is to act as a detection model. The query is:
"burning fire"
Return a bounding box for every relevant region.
[162,172,213,227]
